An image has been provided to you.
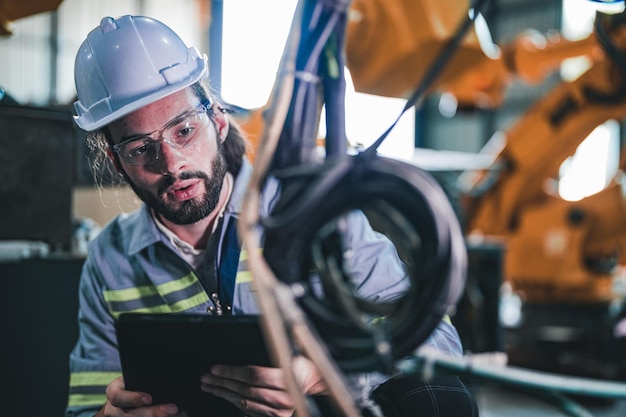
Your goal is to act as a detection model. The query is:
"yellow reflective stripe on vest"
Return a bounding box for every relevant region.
[103,273,199,302]
[113,291,210,318]
[70,371,121,387]
[236,249,251,283]
[103,283,158,302]
[67,371,121,407]
[236,248,263,284]
[67,393,108,407]
[236,270,253,284]
[103,273,209,318]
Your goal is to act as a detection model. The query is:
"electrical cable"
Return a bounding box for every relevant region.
[273,0,349,170]
[239,2,367,415]
[263,152,467,373]
[243,0,626,414]
[403,348,626,399]
[262,0,491,373]
[364,0,490,156]
[237,2,319,416]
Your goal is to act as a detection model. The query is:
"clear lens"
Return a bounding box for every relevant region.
[114,105,209,165]
[119,137,159,164]
[162,112,205,148]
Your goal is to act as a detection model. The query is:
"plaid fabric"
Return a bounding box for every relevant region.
[370,374,479,417]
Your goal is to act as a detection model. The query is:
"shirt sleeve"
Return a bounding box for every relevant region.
[65,246,121,417]
[319,210,464,404]
[346,210,463,354]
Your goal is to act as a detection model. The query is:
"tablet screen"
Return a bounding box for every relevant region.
[115,313,272,416]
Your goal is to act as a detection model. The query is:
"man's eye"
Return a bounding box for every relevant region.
[175,123,195,138]
[127,142,152,158]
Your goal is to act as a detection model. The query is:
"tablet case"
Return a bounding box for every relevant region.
[115,313,272,417]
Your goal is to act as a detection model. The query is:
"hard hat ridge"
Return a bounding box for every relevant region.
[73,15,208,132]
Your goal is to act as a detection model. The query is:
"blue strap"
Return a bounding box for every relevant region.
[218,217,241,307]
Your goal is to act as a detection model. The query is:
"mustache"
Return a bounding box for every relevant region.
[157,171,209,195]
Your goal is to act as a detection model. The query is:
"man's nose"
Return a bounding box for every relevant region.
[156,140,188,174]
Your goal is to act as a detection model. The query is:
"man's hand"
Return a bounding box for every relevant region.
[94,376,187,417]
[200,356,326,417]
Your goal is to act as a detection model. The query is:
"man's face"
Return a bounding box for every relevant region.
[107,89,229,225]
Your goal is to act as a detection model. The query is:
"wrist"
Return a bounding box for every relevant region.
[93,405,106,417]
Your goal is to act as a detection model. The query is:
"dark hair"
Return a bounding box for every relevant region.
[85,79,249,189]
[190,81,248,177]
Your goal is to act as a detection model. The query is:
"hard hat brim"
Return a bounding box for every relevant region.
[73,55,208,132]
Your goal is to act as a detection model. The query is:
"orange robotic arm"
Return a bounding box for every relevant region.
[461,12,626,301]
[345,2,626,302]
[461,34,626,237]
[505,180,626,302]
[345,0,601,107]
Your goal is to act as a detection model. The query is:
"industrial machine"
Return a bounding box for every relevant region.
[0,0,63,35]
[343,0,626,379]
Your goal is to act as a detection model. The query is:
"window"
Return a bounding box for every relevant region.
[558,0,623,201]
[219,0,414,160]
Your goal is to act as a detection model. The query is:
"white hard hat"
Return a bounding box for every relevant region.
[73,15,208,131]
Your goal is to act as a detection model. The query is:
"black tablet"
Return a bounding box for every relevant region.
[115,313,273,417]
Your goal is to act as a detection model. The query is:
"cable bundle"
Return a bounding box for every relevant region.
[259,0,480,376]
[263,152,467,373]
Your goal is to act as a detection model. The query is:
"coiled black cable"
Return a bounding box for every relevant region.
[263,152,467,373]
[260,0,490,376]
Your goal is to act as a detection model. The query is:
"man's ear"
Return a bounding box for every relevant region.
[210,102,229,143]
[106,147,124,174]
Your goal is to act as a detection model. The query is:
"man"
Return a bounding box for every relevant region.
[66,15,473,417]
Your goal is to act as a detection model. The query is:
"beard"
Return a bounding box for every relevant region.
[126,147,228,225]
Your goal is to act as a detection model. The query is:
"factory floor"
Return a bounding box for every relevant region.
[470,383,626,416]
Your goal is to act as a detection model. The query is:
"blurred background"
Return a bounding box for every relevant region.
[2,0,626,416]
